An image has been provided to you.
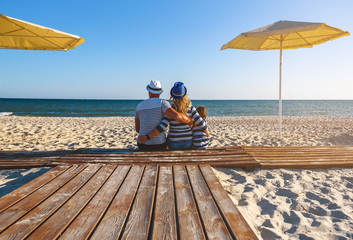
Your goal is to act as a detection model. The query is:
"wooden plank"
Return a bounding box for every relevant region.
[0,151,72,159]
[0,158,52,162]
[120,165,158,240]
[58,165,130,240]
[186,165,233,239]
[173,165,205,240]
[64,150,247,158]
[73,146,243,155]
[58,154,252,162]
[0,165,100,239]
[247,152,353,157]
[0,162,53,169]
[242,146,353,153]
[26,165,116,240]
[256,157,353,161]
[151,166,177,240]
[51,159,257,167]
[0,165,70,213]
[200,165,259,240]
[90,166,144,239]
[0,164,86,234]
[55,155,255,164]
[66,150,246,157]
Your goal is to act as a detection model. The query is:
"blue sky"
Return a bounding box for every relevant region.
[1,0,352,100]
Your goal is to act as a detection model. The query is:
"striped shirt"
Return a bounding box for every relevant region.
[135,98,171,145]
[158,105,207,142]
[193,122,209,149]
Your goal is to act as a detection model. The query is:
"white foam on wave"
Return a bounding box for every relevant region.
[0,112,13,117]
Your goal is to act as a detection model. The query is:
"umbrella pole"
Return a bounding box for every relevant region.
[279,38,283,140]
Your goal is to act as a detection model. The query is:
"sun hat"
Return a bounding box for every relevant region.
[146,80,163,94]
[170,82,187,99]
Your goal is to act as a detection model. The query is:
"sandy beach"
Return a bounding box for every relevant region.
[1,115,353,239]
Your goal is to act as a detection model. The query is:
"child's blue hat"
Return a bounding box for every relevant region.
[170,82,187,99]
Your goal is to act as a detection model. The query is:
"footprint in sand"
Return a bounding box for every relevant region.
[331,210,349,220]
[257,199,277,217]
[308,206,327,216]
[254,178,266,186]
[260,227,281,240]
[276,188,298,199]
[305,192,330,205]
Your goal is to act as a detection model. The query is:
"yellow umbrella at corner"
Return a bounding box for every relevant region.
[0,14,85,50]
[221,20,349,140]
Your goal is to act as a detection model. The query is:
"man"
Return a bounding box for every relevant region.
[135,80,192,150]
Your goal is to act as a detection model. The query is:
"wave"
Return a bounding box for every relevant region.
[0,112,13,117]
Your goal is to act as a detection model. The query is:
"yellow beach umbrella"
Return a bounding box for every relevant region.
[0,14,85,50]
[221,20,349,139]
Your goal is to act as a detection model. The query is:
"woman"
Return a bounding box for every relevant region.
[163,82,208,150]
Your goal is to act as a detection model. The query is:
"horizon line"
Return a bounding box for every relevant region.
[1,97,353,101]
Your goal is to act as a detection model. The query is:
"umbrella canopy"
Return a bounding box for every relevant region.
[221,20,350,140]
[0,14,85,51]
[221,20,349,51]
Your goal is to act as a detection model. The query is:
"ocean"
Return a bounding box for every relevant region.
[1,98,353,117]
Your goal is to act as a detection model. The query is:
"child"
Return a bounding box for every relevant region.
[192,106,210,149]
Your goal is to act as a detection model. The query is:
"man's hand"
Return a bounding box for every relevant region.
[138,135,148,143]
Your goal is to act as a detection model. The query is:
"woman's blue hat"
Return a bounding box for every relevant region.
[170,82,187,99]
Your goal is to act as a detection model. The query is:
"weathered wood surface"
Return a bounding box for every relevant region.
[0,165,70,214]
[0,150,73,159]
[1,145,353,170]
[150,166,177,240]
[0,150,72,169]
[0,146,259,170]
[0,164,259,240]
[241,146,353,169]
[0,158,56,169]
[53,146,260,171]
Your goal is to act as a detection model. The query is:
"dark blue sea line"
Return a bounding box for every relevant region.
[0,98,353,117]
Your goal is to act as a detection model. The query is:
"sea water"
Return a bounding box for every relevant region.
[0,98,353,117]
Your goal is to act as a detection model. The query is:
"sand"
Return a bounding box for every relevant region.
[1,115,353,239]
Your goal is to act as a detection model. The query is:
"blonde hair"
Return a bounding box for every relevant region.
[196,106,208,119]
[172,95,191,115]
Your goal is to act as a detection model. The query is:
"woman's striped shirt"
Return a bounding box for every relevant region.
[157,105,207,142]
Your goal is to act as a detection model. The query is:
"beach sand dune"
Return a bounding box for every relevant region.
[1,115,353,239]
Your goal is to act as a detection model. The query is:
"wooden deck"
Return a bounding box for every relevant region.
[1,145,353,170]
[0,164,258,240]
[1,145,352,239]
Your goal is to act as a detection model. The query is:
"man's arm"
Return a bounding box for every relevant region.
[165,107,193,127]
[138,128,161,143]
[138,115,169,143]
[135,117,140,133]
